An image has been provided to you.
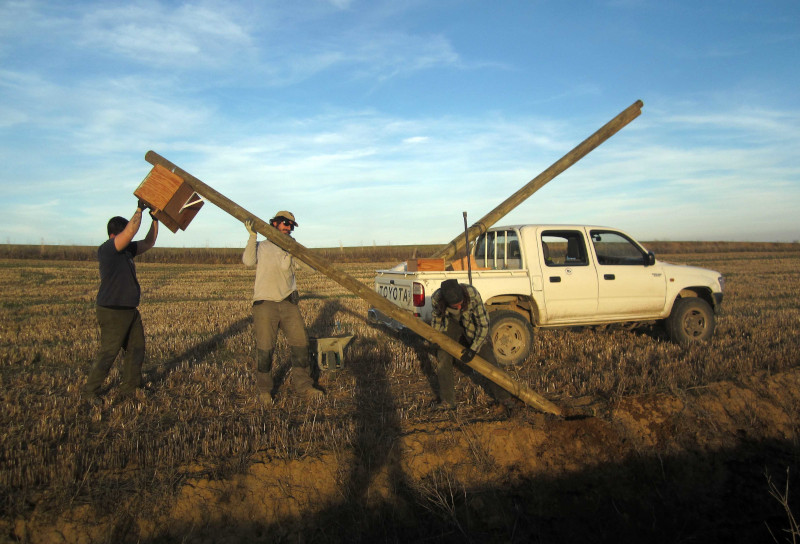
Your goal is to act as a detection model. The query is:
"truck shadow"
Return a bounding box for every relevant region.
[565,322,669,343]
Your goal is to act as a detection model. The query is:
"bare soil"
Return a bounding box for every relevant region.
[10,367,800,543]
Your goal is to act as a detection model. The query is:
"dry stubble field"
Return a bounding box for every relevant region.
[1,244,800,543]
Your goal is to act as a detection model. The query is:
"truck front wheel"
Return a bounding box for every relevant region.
[666,298,715,344]
[489,310,534,366]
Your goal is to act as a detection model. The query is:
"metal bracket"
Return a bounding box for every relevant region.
[180,192,205,212]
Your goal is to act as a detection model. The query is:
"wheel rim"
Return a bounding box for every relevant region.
[682,309,708,338]
[493,322,527,358]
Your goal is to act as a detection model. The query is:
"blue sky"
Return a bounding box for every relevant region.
[1,0,798,248]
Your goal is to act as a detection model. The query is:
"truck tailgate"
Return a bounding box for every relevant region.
[374,275,415,312]
[369,273,418,330]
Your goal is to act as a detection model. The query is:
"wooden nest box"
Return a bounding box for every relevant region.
[134,164,204,233]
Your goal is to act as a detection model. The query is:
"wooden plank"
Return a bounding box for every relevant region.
[407,258,446,272]
[449,255,488,271]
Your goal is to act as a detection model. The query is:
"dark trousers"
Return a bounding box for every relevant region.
[84,306,145,395]
[436,320,510,406]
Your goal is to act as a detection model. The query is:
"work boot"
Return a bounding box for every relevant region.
[488,401,512,419]
[256,349,274,406]
[255,371,273,406]
[290,346,323,400]
[432,400,455,412]
[82,390,102,407]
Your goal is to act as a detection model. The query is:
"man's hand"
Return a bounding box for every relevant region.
[137,199,149,211]
[459,348,476,363]
[245,219,256,236]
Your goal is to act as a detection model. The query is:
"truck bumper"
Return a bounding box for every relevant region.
[713,292,724,312]
[367,307,406,331]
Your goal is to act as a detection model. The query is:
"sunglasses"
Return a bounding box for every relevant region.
[276,218,295,229]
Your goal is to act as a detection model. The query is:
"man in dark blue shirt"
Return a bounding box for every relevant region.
[83,201,158,400]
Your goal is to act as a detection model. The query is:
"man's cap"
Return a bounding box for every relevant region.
[441,279,464,306]
[271,210,298,226]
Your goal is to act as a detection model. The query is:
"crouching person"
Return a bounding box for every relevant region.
[431,279,513,411]
[242,211,322,405]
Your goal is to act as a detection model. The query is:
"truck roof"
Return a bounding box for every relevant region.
[488,224,618,231]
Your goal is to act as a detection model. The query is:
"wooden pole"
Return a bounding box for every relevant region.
[144,150,562,416]
[432,99,644,261]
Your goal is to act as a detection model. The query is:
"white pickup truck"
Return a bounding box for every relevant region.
[369,225,725,366]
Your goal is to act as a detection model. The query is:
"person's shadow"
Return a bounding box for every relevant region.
[305,299,430,520]
[142,296,439,531]
[143,316,252,386]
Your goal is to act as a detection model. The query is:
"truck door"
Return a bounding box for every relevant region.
[540,230,598,320]
[589,230,666,316]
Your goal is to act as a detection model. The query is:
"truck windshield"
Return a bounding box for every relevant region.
[474,230,522,270]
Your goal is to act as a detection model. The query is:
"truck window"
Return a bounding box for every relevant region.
[541,231,588,267]
[474,230,522,270]
[590,230,646,265]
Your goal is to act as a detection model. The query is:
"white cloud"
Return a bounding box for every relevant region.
[77,2,255,69]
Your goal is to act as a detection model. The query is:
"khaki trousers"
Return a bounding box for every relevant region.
[252,297,309,353]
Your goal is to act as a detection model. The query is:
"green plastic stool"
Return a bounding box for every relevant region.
[312,334,354,371]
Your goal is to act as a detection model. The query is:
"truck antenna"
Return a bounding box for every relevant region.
[463,211,473,285]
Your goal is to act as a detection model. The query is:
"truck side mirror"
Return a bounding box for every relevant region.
[645,251,656,266]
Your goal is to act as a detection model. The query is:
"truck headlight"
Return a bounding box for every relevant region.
[718,275,725,292]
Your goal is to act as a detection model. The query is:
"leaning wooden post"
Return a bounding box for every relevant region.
[433,99,643,261]
[144,151,562,416]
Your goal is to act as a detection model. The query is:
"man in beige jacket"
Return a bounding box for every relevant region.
[243,211,322,405]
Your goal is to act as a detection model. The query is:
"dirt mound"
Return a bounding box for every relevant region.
[12,368,800,543]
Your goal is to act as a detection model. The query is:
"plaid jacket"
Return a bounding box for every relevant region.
[431,283,490,352]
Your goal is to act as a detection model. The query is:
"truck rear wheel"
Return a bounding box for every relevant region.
[489,310,534,366]
[666,298,715,344]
